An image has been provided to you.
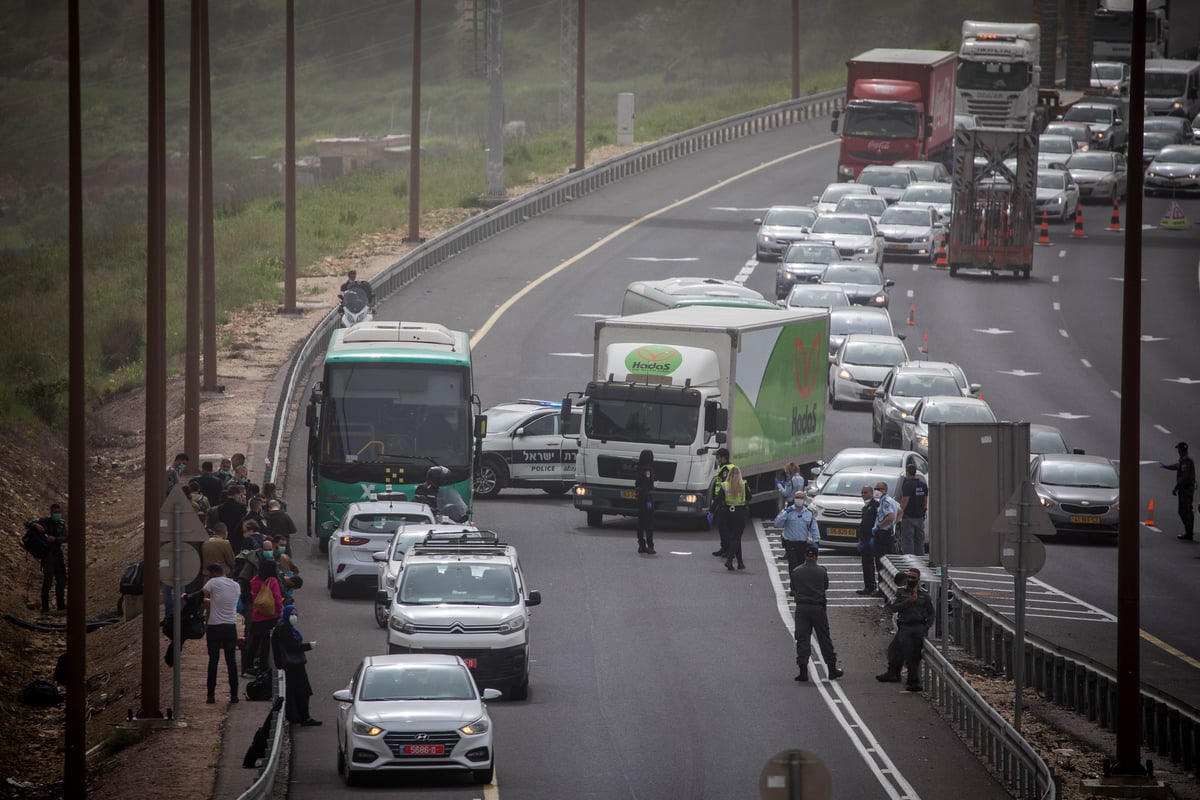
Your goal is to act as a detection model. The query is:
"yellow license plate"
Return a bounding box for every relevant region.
[622,489,638,500]
[1070,515,1101,524]
[828,527,857,538]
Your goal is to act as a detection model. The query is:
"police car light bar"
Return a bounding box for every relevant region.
[517,398,562,408]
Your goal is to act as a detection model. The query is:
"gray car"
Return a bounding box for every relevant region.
[1030,454,1120,538]
[900,395,997,458]
[755,205,819,261]
[855,165,918,205]
[875,204,940,262]
[827,333,909,409]
[780,284,851,310]
[1036,169,1081,223]
[1029,423,1084,456]
[806,447,928,497]
[1144,145,1200,196]
[776,241,843,298]
[1065,151,1127,202]
[807,465,905,550]
[819,262,893,308]
[1061,103,1127,151]
[813,182,879,214]
[871,366,966,447]
[828,306,900,356]
[804,212,884,265]
[895,182,953,226]
[893,160,950,183]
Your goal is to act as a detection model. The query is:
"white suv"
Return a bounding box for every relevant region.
[386,531,541,700]
[475,400,581,498]
[373,525,481,628]
[327,499,435,599]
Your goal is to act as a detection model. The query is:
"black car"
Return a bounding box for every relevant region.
[818,262,893,308]
[776,242,843,299]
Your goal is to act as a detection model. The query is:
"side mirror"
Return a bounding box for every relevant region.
[715,431,728,444]
[753,218,763,226]
[1055,114,1064,121]
[896,332,907,341]
[560,398,573,421]
[372,551,388,562]
[482,688,503,701]
[526,589,542,607]
[1072,448,1086,455]
[474,414,488,439]
[968,383,981,394]
[514,426,526,438]
[322,521,339,533]
[332,688,352,703]
[776,300,787,307]
[885,279,895,287]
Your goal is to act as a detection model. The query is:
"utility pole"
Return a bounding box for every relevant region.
[140,0,166,720]
[405,0,424,243]
[65,0,87,794]
[790,0,799,99]
[559,0,576,126]
[185,0,202,467]
[201,0,216,391]
[484,0,504,199]
[283,0,297,312]
[574,0,585,172]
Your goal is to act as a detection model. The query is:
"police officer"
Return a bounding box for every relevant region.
[899,461,929,555]
[855,485,880,596]
[716,465,751,570]
[1160,441,1196,540]
[872,480,900,561]
[774,490,819,574]
[789,545,844,683]
[709,448,735,557]
[876,567,934,691]
[635,449,656,555]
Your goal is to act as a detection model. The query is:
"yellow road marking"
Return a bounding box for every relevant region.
[471,139,840,348]
[1142,629,1200,669]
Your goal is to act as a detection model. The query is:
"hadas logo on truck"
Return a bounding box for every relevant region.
[625,345,683,375]
[792,333,824,400]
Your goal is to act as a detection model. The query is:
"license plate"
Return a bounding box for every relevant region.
[622,489,637,499]
[463,657,478,668]
[1164,180,1180,187]
[861,389,875,399]
[401,744,445,756]
[1079,187,1092,195]
[828,527,857,538]
[1070,515,1101,524]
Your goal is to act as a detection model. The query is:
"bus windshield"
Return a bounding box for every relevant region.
[319,363,471,466]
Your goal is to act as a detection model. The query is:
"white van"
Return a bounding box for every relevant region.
[1145,59,1200,120]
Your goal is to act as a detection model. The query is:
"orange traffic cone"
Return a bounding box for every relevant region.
[1144,499,1155,527]
[1071,202,1087,238]
[934,232,948,268]
[1036,211,1052,246]
[907,304,916,326]
[1107,196,1122,232]
[919,333,929,354]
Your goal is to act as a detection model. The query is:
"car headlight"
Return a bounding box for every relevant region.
[1095,131,1106,139]
[1036,492,1053,509]
[872,293,887,305]
[857,245,875,254]
[352,717,384,736]
[1147,170,1158,178]
[916,434,929,448]
[384,573,397,589]
[498,614,526,634]
[885,405,901,418]
[1053,196,1064,205]
[1190,172,1200,179]
[1172,101,1183,110]
[759,234,773,244]
[915,236,929,244]
[388,613,416,634]
[460,715,491,736]
[838,165,855,179]
[837,368,853,381]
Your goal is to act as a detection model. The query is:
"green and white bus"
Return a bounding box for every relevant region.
[305,321,484,552]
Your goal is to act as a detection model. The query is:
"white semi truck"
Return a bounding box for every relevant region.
[956,21,1043,130]
[1094,0,1200,62]
[565,306,827,527]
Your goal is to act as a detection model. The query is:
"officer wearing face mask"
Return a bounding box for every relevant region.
[774,490,819,574]
[872,481,900,559]
[165,452,190,497]
[31,502,68,613]
[876,567,934,691]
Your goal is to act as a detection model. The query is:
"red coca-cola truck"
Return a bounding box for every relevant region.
[831,49,957,181]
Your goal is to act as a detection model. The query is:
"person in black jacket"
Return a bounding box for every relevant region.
[789,545,844,682]
[635,449,656,555]
[29,503,68,613]
[876,568,935,691]
[271,603,321,726]
[1161,441,1196,540]
[856,485,880,596]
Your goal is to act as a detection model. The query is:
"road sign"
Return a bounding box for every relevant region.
[759,749,832,800]
[990,480,1057,568]
[1160,200,1190,230]
[159,485,209,585]
[1001,533,1047,576]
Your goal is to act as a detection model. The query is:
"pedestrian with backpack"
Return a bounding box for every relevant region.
[244,558,282,676]
[28,503,68,613]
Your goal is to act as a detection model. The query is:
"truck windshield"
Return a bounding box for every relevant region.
[1093,15,1156,44]
[842,105,919,140]
[957,60,1030,92]
[585,399,699,446]
[1145,71,1188,98]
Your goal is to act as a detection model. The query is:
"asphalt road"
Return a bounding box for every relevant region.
[278,114,1200,797]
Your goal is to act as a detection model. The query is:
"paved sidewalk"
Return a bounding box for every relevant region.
[212,677,286,800]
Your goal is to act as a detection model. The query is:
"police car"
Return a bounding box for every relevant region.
[474,400,580,498]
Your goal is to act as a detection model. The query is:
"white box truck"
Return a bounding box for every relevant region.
[564,306,827,527]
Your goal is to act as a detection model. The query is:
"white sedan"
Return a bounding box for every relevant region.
[334,653,500,786]
[828,333,909,410]
[327,499,435,599]
[804,212,884,265]
[875,205,940,262]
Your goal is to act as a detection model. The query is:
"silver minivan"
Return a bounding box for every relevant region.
[1145,59,1200,120]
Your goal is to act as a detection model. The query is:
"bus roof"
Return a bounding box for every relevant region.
[325,321,471,366]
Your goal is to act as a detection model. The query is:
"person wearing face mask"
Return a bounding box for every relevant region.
[244,553,282,676]
[708,448,737,558]
[871,481,900,560]
[165,452,190,497]
[855,485,880,596]
[30,502,68,613]
[876,567,934,691]
[271,604,321,726]
[774,490,819,574]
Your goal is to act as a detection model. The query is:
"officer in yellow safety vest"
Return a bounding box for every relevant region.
[708,448,736,558]
[715,466,751,571]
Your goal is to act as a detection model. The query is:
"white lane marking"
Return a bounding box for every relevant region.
[668,551,693,555]
[710,206,769,212]
[1059,328,1069,338]
[1155,424,1172,435]
[1141,335,1167,342]
[1164,377,1200,385]
[906,289,914,298]
[549,352,593,357]
[628,256,699,262]
[1081,359,1092,368]
[1052,301,1061,311]
[974,327,1013,335]
[1044,411,1090,420]
[471,139,840,347]
[734,262,757,285]
[1057,251,1066,258]
[1052,274,1060,282]
[575,313,617,319]
[1111,390,1121,399]
[997,369,1041,377]
[911,264,919,272]
[1110,277,1147,282]
[754,524,919,800]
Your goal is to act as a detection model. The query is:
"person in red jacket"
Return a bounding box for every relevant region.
[244,559,282,676]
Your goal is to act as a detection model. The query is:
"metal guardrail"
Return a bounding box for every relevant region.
[950,588,1200,774]
[236,670,288,800]
[921,641,1059,799]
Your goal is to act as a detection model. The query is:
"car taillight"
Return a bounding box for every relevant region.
[340,535,370,546]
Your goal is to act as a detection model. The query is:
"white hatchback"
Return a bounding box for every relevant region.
[327,499,435,599]
[373,524,482,628]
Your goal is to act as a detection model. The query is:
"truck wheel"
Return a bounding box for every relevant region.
[948,264,959,277]
[508,677,529,701]
[586,510,603,527]
[1021,267,1031,280]
[474,457,506,499]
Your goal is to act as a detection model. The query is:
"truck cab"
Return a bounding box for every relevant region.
[956,21,1042,131]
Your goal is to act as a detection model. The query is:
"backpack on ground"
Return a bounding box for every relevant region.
[21,522,48,560]
[245,670,273,701]
[21,680,63,707]
[118,561,144,595]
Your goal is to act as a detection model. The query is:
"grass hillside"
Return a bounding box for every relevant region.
[0,0,1018,423]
